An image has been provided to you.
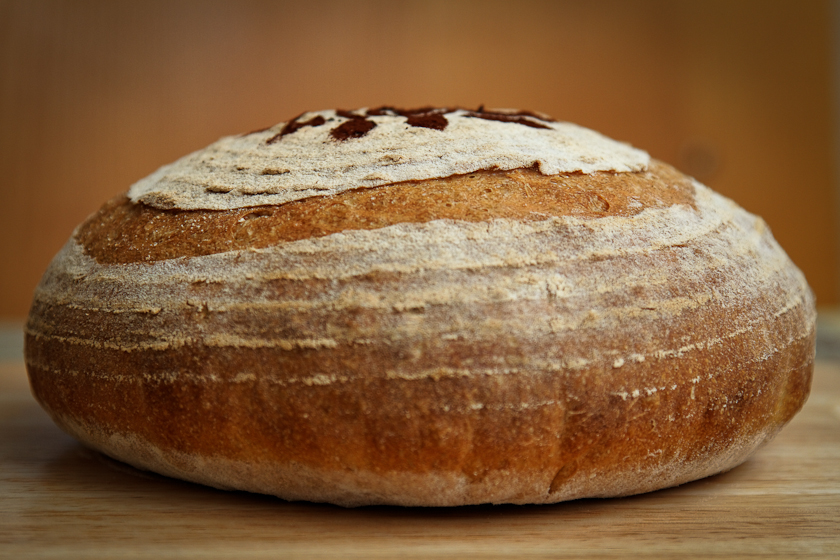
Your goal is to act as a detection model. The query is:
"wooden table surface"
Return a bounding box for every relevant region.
[1,358,838,559]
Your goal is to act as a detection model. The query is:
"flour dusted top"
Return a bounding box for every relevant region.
[128,107,651,211]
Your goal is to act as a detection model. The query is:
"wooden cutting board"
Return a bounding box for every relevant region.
[1,359,838,559]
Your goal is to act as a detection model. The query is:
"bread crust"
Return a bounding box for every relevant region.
[76,163,694,264]
[25,119,815,506]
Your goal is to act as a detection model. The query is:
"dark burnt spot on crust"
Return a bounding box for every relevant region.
[266,115,327,144]
[463,108,553,130]
[380,105,553,131]
[367,106,450,117]
[268,106,556,143]
[330,114,377,141]
[406,112,448,130]
[366,106,451,131]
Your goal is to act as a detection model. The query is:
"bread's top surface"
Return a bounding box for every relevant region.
[127,107,650,211]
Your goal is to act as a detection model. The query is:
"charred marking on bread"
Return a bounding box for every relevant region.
[260,106,558,144]
[462,107,553,130]
[330,113,377,141]
[406,112,448,130]
[365,106,451,131]
[266,115,327,144]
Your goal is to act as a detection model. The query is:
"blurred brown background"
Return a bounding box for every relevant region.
[1,0,837,319]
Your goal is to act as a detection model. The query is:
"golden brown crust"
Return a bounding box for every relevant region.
[76,161,695,265]
[25,157,815,507]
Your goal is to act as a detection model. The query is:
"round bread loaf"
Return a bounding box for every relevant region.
[25,107,815,507]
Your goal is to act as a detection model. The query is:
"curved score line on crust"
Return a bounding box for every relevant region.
[78,161,695,265]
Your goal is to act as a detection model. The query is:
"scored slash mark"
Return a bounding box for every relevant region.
[368,107,451,131]
[407,113,448,130]
[266,115,327,144]
[266,106,555,144]
[330,110,378,141]
[462,107,553,130]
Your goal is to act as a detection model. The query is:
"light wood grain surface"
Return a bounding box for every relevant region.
[1,356,838,559]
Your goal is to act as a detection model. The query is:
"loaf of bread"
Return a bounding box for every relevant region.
[25,107,815,506]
